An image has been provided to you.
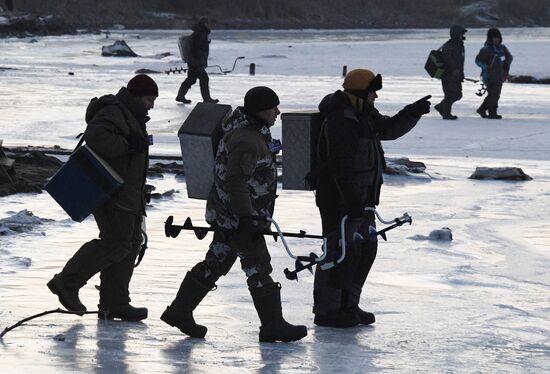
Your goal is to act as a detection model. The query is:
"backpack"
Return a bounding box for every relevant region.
[424,49,445,79]
[178,34,193,63]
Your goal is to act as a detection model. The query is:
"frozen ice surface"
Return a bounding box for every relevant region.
[1,28,549,373]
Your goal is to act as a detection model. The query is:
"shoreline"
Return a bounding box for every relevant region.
[2,8,550,38]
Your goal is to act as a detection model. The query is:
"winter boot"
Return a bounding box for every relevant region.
[47,238,125,314]
[176,96,191,104]
[47,274,87,315]
[435,102,457,120]
[199,76,218,104]
[476,106,488,118]
[98,304,148,321]
[314,309,360,328]
[176,83,191,104]
[488,108,502,119]
[160,271,213,338]
[251,283,307,342]
[344,305,375,325]
[356,308,375,325]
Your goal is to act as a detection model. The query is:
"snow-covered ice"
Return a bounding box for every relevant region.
[0,28,549,373]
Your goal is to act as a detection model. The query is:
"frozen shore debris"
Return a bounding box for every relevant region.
[469,167,532,181]
[409,227,453,242]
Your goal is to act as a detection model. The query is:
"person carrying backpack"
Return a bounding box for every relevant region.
[475,28,513,119]
[175,17,219,104]
[434,25,467,120]
[162,86,307,343]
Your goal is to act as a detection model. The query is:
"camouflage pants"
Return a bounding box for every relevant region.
[190,230,275,290]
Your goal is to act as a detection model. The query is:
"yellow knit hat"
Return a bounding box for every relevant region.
[343,69,376,90]
[342,69,382,93]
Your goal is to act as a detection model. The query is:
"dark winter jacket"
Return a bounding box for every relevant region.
[83,87,150,215]
[187,21,211,68]
[206,107,278,230]
[315,90,419,212]
[475,41,513,86]
[441,25,466,82]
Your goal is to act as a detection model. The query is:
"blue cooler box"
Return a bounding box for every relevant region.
[45,145,124,222]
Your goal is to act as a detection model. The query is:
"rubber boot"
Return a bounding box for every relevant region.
[251,283,307,342]
[160,271,213,338]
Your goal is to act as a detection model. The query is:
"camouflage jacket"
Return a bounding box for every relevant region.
[205,107,278,230]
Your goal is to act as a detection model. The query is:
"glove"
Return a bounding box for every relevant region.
[128,133,148,153]
[144,184,156,204]
[347,205,364,220]
[405,95,431,118]
[232,216,263,248]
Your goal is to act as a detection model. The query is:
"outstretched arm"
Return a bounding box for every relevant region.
[372,95,431,140]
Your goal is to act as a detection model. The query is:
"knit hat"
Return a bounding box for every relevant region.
[343,69,382,94]
[244,86,280,113]
[127,74,159,97]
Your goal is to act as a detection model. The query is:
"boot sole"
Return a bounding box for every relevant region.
[47,278,86,316]
[314,316,360,328]
[259,327,307,342]
[98,311,148,322]
[160,312,207,338]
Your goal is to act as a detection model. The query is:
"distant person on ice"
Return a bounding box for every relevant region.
[475,27,513,119]
[48,74,158,321]
[175,17,218,104]
[434,25,467,120]
[161,86,307,343]
[312,69,431,328]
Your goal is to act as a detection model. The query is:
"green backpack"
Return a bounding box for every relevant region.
[424,49,445,79]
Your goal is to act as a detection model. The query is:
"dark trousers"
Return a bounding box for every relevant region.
[313,208,378,315]
[190,230,275,290]
[439,79,463,114]
[479,82,503,113]
[59,205,143,307]
[177,66,212,101]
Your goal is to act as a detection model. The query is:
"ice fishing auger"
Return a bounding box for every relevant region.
[283,208,411,280]
[164,208,412,281]
[164,215,326,280]
[165,56,245,75]
[476,82,487,96]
